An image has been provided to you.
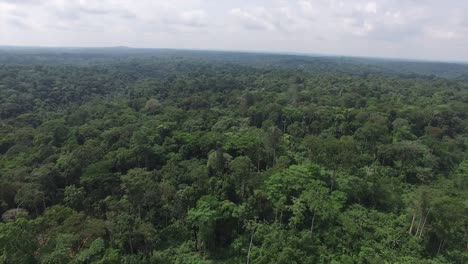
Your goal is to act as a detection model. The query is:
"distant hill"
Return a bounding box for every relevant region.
[0,46,467,80]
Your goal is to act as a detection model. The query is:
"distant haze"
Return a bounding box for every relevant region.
[1,0,467,62]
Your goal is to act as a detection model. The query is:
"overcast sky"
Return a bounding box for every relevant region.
[1,0,467,61]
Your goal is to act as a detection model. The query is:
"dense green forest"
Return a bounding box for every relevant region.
[0,48,467,263]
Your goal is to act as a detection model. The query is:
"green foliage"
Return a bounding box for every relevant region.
[74,238,106,263]
[0,218,38,264]
[0,50,466,263]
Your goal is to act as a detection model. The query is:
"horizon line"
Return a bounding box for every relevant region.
[0,44,467,65]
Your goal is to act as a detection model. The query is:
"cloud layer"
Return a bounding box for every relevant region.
[1,0,467,61]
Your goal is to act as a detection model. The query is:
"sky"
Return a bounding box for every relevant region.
[1,0,467,62]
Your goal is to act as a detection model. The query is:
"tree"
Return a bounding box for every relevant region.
[63,185,85,211]
[263,126,282,166]
[0,48,466,264]
[144,98,162,115]
[14,183,45,215]
[378,141,437,183]
[229,156,255,200]
[265,164,324,224]
[0,218,38,263]
[120,168,159,217]
[187,195,239,254]
[207,149,232,176]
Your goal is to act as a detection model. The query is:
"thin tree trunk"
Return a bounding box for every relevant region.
[15,202,24,219]
[415,215,423,237]
[257,157,260,172]
[437,239,445,255]
[273,149,276,165]
[194,229,198,251]
[247,227,256,264]
[310,211,316,234]
[465,229,468,251]
[409,213,416,235]
[241,179,245,200]
[129,233,134,254]
[42,195,46,211]
[330,171,336,191]
[419,208,431,238]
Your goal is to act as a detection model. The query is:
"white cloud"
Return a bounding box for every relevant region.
[424,28,458,40]
[364,2,378,14]
[0,0,43,4]
[230,8,276,31]
[174,10,207,27]
[0,0,467,61]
